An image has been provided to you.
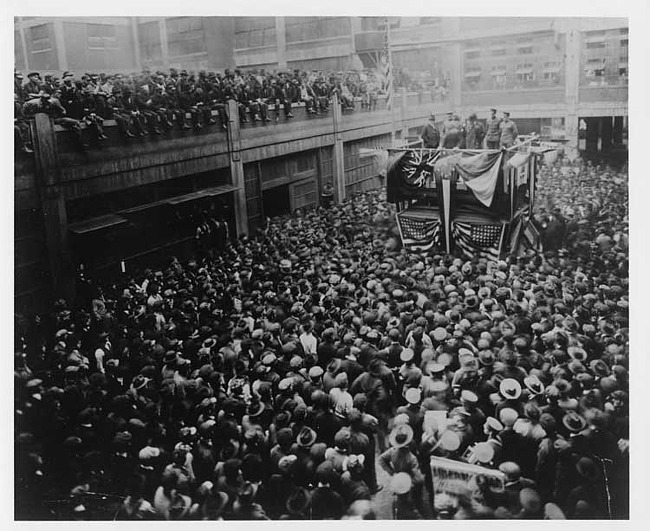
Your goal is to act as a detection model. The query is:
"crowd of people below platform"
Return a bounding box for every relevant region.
[14,66,433,153]
[15,153,628,520]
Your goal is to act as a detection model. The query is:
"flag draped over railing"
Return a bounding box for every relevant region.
[451,221,505,261]
[397,210,442,251]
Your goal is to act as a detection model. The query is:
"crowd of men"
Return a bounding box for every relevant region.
[421,108,519,150]
[15,151,629,520]
[14,67,393,153]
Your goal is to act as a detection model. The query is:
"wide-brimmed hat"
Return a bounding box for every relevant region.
[499,378,522,400]
[589,359,611,377]
[296,426,317,448]
[389,424,414,448]
[390,472,412,494]
[405,387,422,404]
[472,442,495,464]
[562,411,587,433]
[567,346,588,362]
[163,351,178,364]
[524,375,544,395]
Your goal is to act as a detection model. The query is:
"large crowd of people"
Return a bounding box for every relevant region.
[14,66,405,153]
[14,152,629,520]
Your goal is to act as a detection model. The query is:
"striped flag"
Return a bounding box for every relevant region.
[523,219,542,251]
[452,221,505,261]
[381,19,394,111]
[397,211,442,251]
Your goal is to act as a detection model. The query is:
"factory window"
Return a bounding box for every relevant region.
[167,17,206,56]
[29,24,52,53]
[87,24,118,50]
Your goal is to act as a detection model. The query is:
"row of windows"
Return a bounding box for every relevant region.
[285,17,350,43]
[87,24,118,50]
[27,23,118,54]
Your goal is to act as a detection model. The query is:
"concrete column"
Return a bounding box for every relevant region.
[331,93,346,203]
[564,29,581,150]
[159,18,170,67]
[275,17,287,69]
[17,17,30,71]
[227,99,249,237]
[131,18,142,71]
[32,113,75,302]
[400,87,409,143]
[52,19,68,72]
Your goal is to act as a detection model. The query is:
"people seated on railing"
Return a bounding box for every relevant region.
[15,93,34,154]
[14,65,424,152]
[23,90,88,149]
[298,80,318,115]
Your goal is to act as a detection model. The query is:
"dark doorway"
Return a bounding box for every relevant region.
[263,184,291,218]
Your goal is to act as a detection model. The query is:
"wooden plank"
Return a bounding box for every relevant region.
[69,214,128,234]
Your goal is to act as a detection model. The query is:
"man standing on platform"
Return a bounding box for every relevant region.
[499,111,519,149]
[484,107,501,149]
[420,112,440,148]
[465,113,486,149]
[441,111,463,148]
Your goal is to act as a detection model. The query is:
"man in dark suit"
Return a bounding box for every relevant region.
[420,112,440,148]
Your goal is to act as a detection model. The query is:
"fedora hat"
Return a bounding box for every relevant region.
[163,351,178,364]
[296,426,317,448]
[562,411,587,433]
[589,359,611,377]
[389,424,414,448]
[524,375,544,395]
[567,346,588,362]
[499,378,522,400]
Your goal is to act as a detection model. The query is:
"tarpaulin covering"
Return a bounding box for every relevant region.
[455,151,504,208]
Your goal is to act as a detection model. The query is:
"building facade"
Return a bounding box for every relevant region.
[14,16,628,312]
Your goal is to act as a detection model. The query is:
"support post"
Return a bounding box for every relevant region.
[275,17,287,69]
[331,92,346,203]
[32,113,75,303]
[52,19,68,72]
[564,29,581,151]
[227,99,249,237]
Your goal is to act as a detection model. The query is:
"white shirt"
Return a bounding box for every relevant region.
[299,332,318,355]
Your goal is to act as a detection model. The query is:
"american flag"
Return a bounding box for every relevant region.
[523,220,542,251]
[397,211,442,251]
[381,18,393,111]
[452,221,504,261]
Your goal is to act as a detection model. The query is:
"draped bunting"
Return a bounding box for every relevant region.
[507,152,530,169]
[455,151,504,208]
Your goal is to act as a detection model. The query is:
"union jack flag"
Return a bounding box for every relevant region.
[397,211,442,252]
[452,221,505,261]
[401,150,438,187]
